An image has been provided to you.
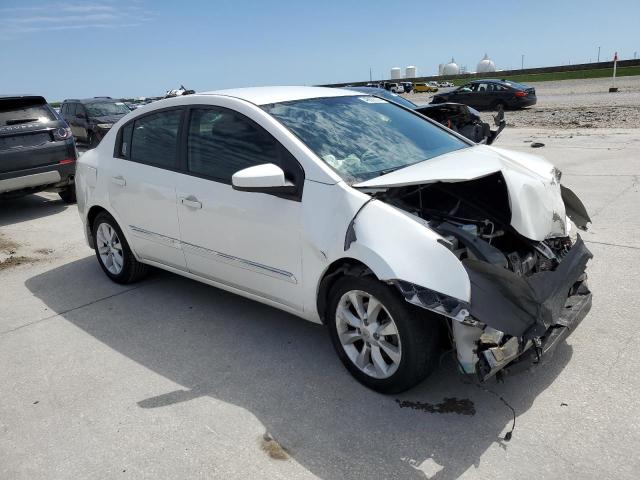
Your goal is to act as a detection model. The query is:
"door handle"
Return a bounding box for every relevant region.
[181,196,202,209]
[111,175,126,187]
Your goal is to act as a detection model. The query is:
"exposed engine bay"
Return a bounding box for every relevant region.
[414,103,506,145]
[369,172,593,381]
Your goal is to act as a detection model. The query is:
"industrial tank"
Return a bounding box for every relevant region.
[442,58,459,76]
[476,54,497,73]
[405,65,417,78]
[390,67,402,79]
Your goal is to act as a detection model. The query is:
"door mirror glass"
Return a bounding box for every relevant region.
[232,163,291,191]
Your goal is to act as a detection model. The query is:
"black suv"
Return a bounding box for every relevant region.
[0,95,77,202]
[431,79,537,110]
[60,97,130,147]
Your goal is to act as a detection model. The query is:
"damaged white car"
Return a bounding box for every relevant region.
[75,86,592,393]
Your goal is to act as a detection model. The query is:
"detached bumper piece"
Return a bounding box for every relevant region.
[463,236,593,381]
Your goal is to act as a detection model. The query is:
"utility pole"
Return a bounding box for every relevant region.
[369,67,372,82]
[521,54,524,70]
[597,46,601,62]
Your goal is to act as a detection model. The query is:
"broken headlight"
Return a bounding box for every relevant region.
[390,279,476,324]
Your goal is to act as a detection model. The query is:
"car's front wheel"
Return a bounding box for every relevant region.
[92,212,148,284]
[327,276,440,393]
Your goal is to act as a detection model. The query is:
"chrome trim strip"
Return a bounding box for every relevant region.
[181,241,297,284]
[128,226,297,284]
[129,225,181,249]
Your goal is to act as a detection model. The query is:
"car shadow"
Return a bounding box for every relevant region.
[26,257,573,480]
[0,193,68,227]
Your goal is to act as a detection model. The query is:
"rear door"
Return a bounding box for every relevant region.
[107,107,187,269]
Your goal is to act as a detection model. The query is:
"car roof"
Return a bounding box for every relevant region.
[0,94,46,102]
[199,86,360,106]
[63,98,118,104]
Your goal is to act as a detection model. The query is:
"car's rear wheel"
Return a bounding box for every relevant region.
[327,276,440,393]
[92,212,148,284]
[58,185,76,204]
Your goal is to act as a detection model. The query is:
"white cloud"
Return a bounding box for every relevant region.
[0,1,152,36]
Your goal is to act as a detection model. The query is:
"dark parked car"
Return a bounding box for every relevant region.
[346,86,505,144]
[60,97,130,147]
[431,79,537,110]
[0,95,77,202]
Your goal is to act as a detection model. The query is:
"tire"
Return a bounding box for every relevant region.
[58,185,76,204]
[87,131,98,148]
[92,211,149,284]
[327,276,441,393]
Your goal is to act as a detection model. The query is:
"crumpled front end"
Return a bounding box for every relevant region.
[459,236,592,380]
[364,167,593,381]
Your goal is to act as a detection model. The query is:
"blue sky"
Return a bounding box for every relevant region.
[1,0,638,101]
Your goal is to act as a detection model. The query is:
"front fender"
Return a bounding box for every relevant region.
[346,199,470,302]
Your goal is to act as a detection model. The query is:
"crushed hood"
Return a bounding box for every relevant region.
[354,145,569,241]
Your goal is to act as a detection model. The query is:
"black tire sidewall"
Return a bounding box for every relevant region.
[326,276,439,393]
[58,185,76,203]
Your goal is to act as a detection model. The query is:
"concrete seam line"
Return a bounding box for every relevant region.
[0,280,157,337]
[584,240,640,251]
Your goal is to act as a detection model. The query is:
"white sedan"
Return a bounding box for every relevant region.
[76,86,593,393]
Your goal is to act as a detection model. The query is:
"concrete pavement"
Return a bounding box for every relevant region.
[1,128,639,479]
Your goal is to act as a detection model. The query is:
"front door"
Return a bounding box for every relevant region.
[175,106,304,310]
[107,108,187,270]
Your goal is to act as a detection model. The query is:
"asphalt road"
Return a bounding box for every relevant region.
[1,127,639,479]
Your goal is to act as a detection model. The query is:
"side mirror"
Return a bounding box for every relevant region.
[232,163,296,196]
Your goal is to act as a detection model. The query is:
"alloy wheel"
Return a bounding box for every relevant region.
[335,290,402,379]
[96,222,124,275]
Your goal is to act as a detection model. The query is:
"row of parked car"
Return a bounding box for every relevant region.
[363,80,455,94]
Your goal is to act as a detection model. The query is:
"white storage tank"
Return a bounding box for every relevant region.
[438,63,444,76]
[405,65,417,78]
[476,54,497,73]
[442,58,459,76]
[390,67,402,79]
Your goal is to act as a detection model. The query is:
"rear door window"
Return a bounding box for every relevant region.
[130,109,182,169]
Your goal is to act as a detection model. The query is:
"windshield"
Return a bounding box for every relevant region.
[347,87,417,109]
[263,96,467,183]
[85,102,130,117]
